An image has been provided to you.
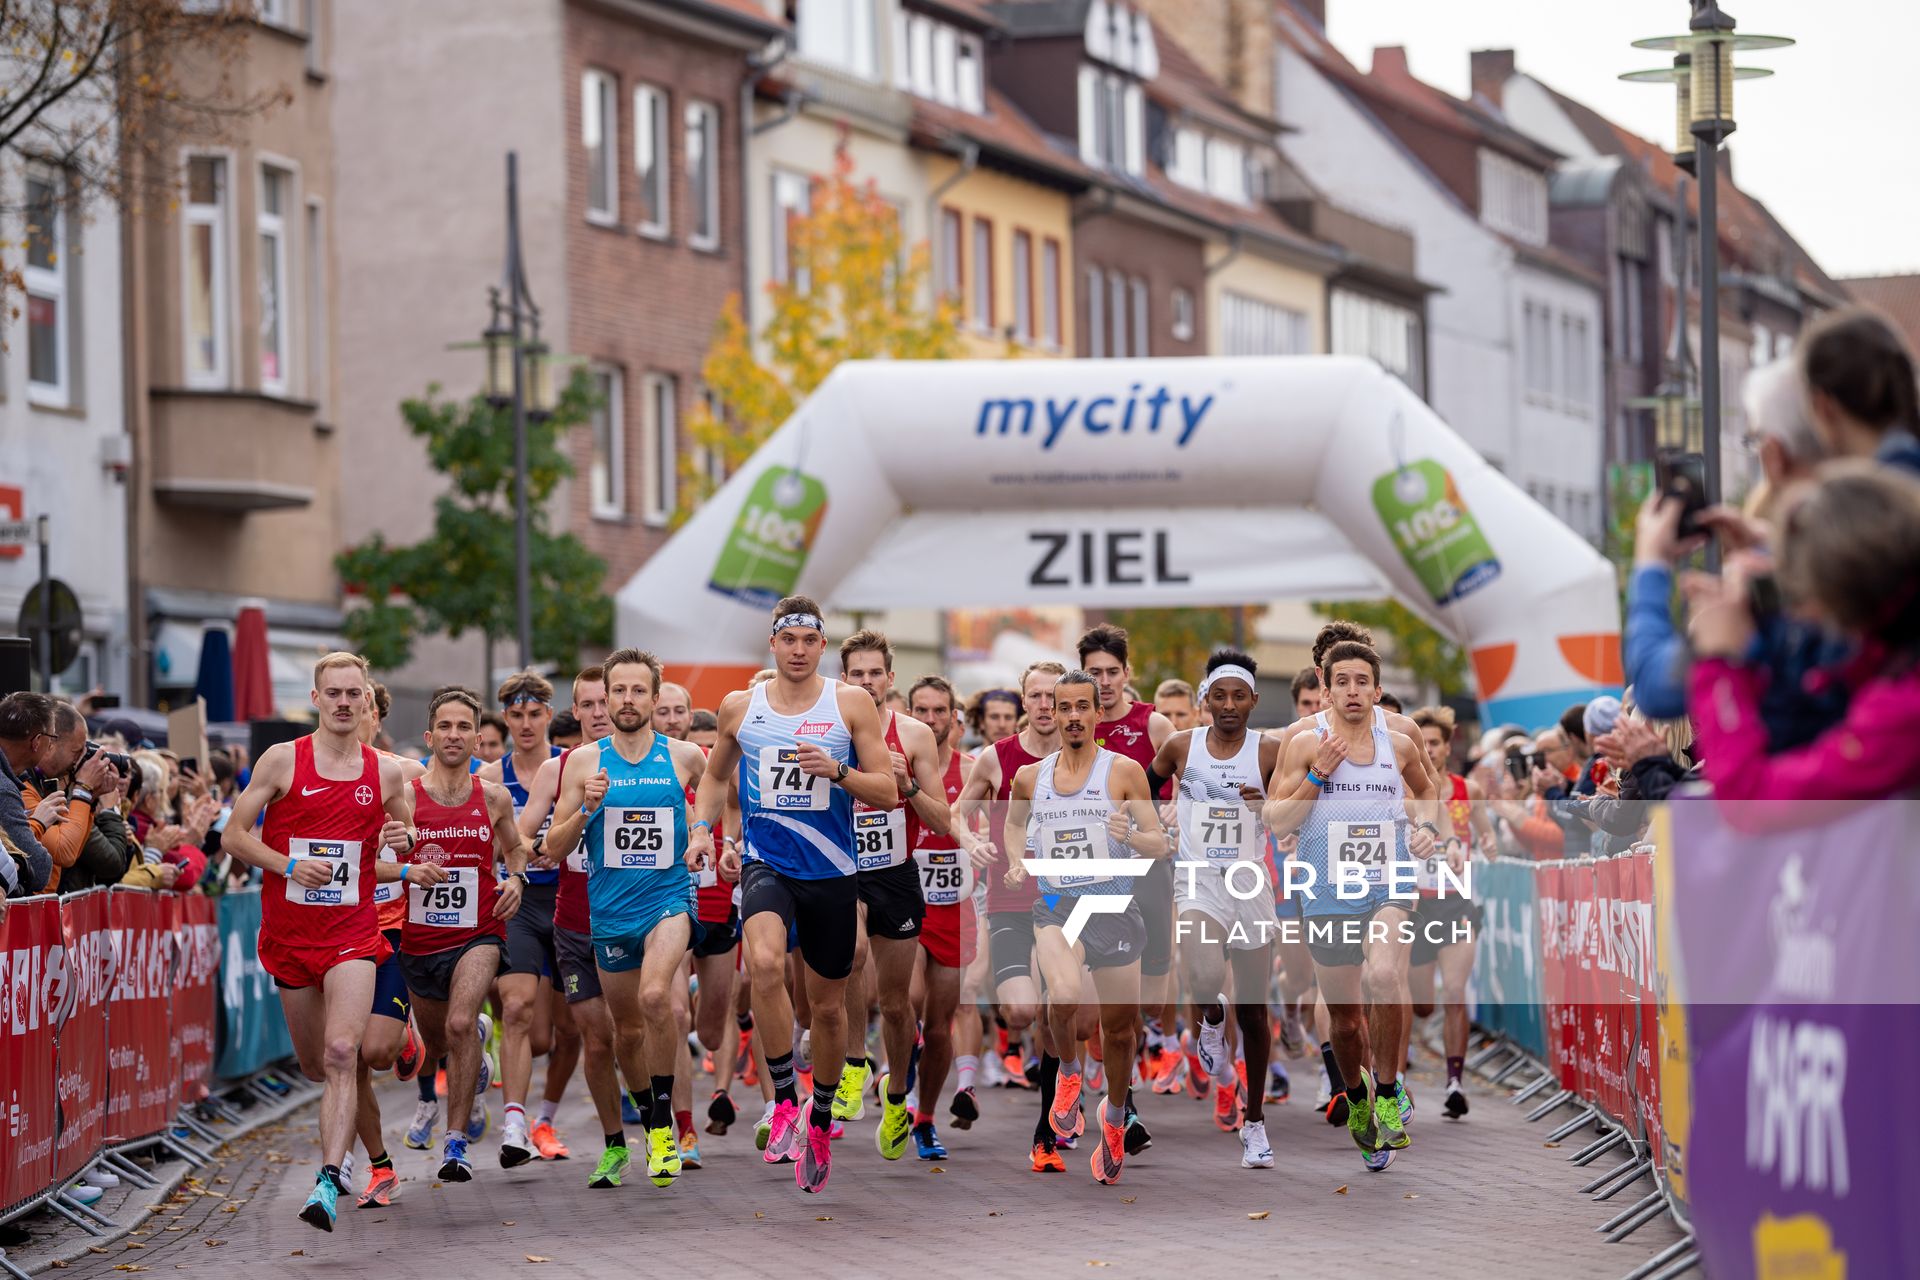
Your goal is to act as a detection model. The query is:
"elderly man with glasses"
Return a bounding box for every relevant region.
[0,691,60,896]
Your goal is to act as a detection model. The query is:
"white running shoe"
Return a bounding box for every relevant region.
[1240,1119,1274,1169]
[1314,1066,1332,1110]
[475,1013,495,1096]
[1196,999,1229,1079]
[83,1166,121,1189]
[405,1099,439,1150]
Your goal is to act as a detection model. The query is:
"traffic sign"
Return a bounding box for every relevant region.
[0,520,34,546]
[18,577,82,677]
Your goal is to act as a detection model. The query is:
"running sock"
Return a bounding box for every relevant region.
[606,1131,625,1150]
[369,1151,392,1172]
[504,1103,525,1129]
[321,1164,342,1185]
[1320,1041,1345,1094]
[1447,1055,1464,1084]
[628,1089,653,1130]
[767,1050,798,1106]
[1058,1056,1081,1079]
[915,1108,933,1127]
[650,1076,674,1131]
[1034,1053,1060,1144]
[956,1054,977,1091]
[887,1086,908,1106]
[1103,1100,1126,1128]
[1345,1081,1369,1109]
[674,1109,693,1141]
[536,1098,558,1126]
[808,1088,834,1130]
[737,1011,754,1031]
[417,1074,438,1103]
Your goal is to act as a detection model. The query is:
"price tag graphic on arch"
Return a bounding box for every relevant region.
[708,466,828,609]
[1372,459,1501,605]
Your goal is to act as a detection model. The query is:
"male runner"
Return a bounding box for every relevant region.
[398,687,527,1182]
[952,660,1068,1172]
[1264,638,1436,1172]
[694,596,899,1194]
[653,682,693,741]
[1077,626,1176,1140]
[1153,679,1197,732]
[515,668,635,1188]
[829,631,951,1161]
[966,688,1022,747]
[1148,650,1283,1168]
[219,652,423,1231]
[1410,705,1490,1120]
[688,711,719,750]
[548,649,709,1191]
[1005,671,1167,1186]
[478,670,579,1166]
[477,714,509,765]
[901,675,973,1160]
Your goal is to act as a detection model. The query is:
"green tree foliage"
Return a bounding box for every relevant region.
[1103,608,1252,695]
[1309,599,1468,699]
[335,379,612,672]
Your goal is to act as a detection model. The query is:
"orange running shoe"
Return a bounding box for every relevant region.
[1213,1079,1245,1132]
[1030,1140,1065,1173]
[394,1019,423,1083]
[1091,1113,1126,1184]
[529,1120,570,1160]
[798,1067,814,1101]
[356,1165,399,1208]
[1002,1051,1030,1086]
[1149,1044,1186,1096]
[1049,1070,1086,1139]
[738,1028,758,1085]
[434,1067,447,1098]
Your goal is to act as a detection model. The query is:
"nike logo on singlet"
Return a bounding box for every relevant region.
[302,785,330,796]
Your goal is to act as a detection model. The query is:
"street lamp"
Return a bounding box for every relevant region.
[479,151,543,668]
[1624,3,1791,514]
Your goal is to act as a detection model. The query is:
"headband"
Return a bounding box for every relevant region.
[1197,664,1256,702]
[980,689,1021,705]
[503,693,552,708]
[772,612,825,636]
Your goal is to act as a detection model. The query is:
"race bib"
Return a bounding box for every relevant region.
[409,866,480,929]
[1329,820,1392,887]
[852,805,908,870]
[1035,820,1099,889]
[372,847,402,904]
[286,838,362,907]
[564,841,587,874]
[602,806,675,871]
[1181,797,1259,864]
[915,847,974,906]
[759,745,828,812]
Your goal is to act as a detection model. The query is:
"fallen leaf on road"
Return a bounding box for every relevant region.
[220,1205,239,1213]
[1403,1193,1419,1200]
[987,1211,1002,1217]
[204,1240,226,1248]
[213,1178,230,1185]
[931,1166,945,1173]
[88,1246,110,1254]
[525,1256,550,1264]
[1120,1197,1136,1205]
[164,1225,186,1232]
[111,1267,148,1273]
[1247,1212,1271,1220]
[753,1212,764,1219]
[501,1220,516,1227]
[48,1262,66,1270]
[290,1250,304,1257]
[1087,1263,1111,1269]
[124,1242,145,1249]
[432,1182,444,1189]
[1543,1142,1561,1149]
[199,1190,225,1198]
[1334,1185,1349,1195]
[814,1216,833,1222]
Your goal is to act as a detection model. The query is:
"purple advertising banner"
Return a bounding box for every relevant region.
[1671,798,1920,1278]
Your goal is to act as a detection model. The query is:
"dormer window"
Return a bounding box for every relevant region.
[795,0,878,80]
[1167,125,1250,204]
[892,9,984,113]
[1079,67,1144,175]
[1085,0,1157,79]
[1478,147,1547,245]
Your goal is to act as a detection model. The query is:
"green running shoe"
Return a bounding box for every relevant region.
[1375,1090,1410,1151]
[833,1060,870,1122]
[646,1127,681,1187]
[589,1144,631,1189]
[874,1072,912,1160]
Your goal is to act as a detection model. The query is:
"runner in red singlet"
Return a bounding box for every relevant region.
[901,675,974,1159]
[952,659,1068,1171]
[831,630,952,1163]
[398,687,528,1182]
[219,651,424,1232]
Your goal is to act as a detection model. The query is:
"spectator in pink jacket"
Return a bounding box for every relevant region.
[1689,461,1920,806]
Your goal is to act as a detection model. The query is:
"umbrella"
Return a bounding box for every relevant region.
[194,626,235,723]
[233,601,274,722]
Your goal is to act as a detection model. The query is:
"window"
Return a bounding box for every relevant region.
[582,69,617,224]
[1171,287,1195,343]
[1108,270,1127,358]
[302,0,323,74]
[1331,289,1420,388]
[771,169,811,286]
[1086,266,1106,357]
[1041,238,1062,349]
[1203,136,1248,204]
[932,24,957,106]
[686,101,719,250]
[635,85,669,237]
[796,0,876,79]
[1523,300,1554,398]
[1011,230,1033,344]
[23,168,69,405]
[1221,291,1310,356]
[257,0,293,26]
[1478,148,1547,245]
[939,206,962,301]
[970,217,993,332]
[1615,256,1643,363]
[641,372,677,526]
[589,366,625,519]
[1130,278,1149,357]
[956,34,983,114]
[1564,315,1591,413]
[1169,128,1205,189]
[692,387,728,492]
[305,198,326,412]
[183,154,229,388]
[258,165,291,395]
[1077,65,1144,176]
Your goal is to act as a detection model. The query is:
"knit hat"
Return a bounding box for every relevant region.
[1583,696,1622,740]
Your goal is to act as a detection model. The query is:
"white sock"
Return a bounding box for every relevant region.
[505,1103,526,1128]
[536,1099,558,1126]
[956,1055,977,1091]
[1059,1058,1081,1079]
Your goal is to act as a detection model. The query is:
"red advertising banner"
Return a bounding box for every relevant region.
[0,896,61,1212]
[169,893,219,1104]
[53,889,112,1185]
[1538,864,1576,1093]
[1630,851,1664,1156]
[106,890,175,1144]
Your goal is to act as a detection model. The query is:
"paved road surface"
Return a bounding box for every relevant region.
[49,1052,1679,1278]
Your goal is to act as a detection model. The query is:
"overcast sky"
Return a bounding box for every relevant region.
[1321,0,1917,280]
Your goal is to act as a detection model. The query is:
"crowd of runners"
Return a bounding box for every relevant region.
[217,601,1494,1232]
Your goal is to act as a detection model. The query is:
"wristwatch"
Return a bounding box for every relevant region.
[510,870,530,886]
[1417,820,1441,838]
[834,761,850,783]
[903,776,921,799]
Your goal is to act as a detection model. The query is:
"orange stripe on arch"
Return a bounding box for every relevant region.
[1557,633,1624,685]
[1471,643,1516,701]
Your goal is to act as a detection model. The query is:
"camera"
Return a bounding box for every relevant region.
[1654,451,1709,539]
[81,740,132,778]
[1505,747,1546,784]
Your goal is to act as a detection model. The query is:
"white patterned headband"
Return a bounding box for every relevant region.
[772,612,825,636]
[1197,664,1256,701]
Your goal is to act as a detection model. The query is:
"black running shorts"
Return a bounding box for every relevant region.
[398,935,503,1004]
[502,879,560,979]
[740,860,858,981]
[857,860,925,941]
[989,909,1036,988]
[1135,857,1174,977]
[1033,896,1146,972]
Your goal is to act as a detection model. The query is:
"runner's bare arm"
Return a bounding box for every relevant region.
[218,743,302,877]
[1146,731,1189,798]
[1388,711,1449,838]
[1395,732,1438,858]
[831,685,901,810]
[900,717,952,836]
[476,758,504,784]
[694,691,748,834]
[485,781,528,877]
[544,743,605,856]
[378,756,416,856]
[1110,758,1168,860]
[1002,763,1037,886]
[952,749,1001,869]
[517,756,560,846]
[1263,730,1345,838]
[1146,709,1175,752]
[1466,777,1497,855]
[671,739,716,873]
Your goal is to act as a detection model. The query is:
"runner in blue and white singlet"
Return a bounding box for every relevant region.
[735,676,857,880]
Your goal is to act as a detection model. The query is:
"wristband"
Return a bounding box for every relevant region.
[285,852,301,872]
[1305,769,1326,788]
[71,787,95,806]
[400,863,410,885]
[1417,821,1440,837]
[691,818,713,833]
[903,777,921,799]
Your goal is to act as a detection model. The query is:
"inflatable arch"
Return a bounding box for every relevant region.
[615,356,1622,727]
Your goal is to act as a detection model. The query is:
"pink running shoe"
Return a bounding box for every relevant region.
[798,1120,832,1194]
[764,1100,803,1165]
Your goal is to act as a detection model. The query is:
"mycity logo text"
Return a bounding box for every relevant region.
[976,385,1215,450]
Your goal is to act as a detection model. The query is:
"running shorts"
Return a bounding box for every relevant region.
[740,860,857,981]
[399,935,503,1004]
[1135,858,1174,977]
[692,906,741,958]
[1304,903,1413,970]
[554,924,603,1004]
[1034,896,1145,972]
[857,860,925,941]
[370,928,411,1020]
[265,929,386,991]
[503,879,561,980]
[593,910,700,975]
[1174,864,1277,952]
[1409,895,1479,966]
[988,910,1036,988]
[919,900,977,970]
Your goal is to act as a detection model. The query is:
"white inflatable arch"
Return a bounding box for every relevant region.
[616,356,1621,727]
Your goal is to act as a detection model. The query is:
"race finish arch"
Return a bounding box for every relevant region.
[615,356,1621,727]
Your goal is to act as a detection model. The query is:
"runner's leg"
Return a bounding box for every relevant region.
[314,962,377,1170]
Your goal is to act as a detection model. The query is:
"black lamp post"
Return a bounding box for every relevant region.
[480,152,557,669]
[1624,4,1791,512]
